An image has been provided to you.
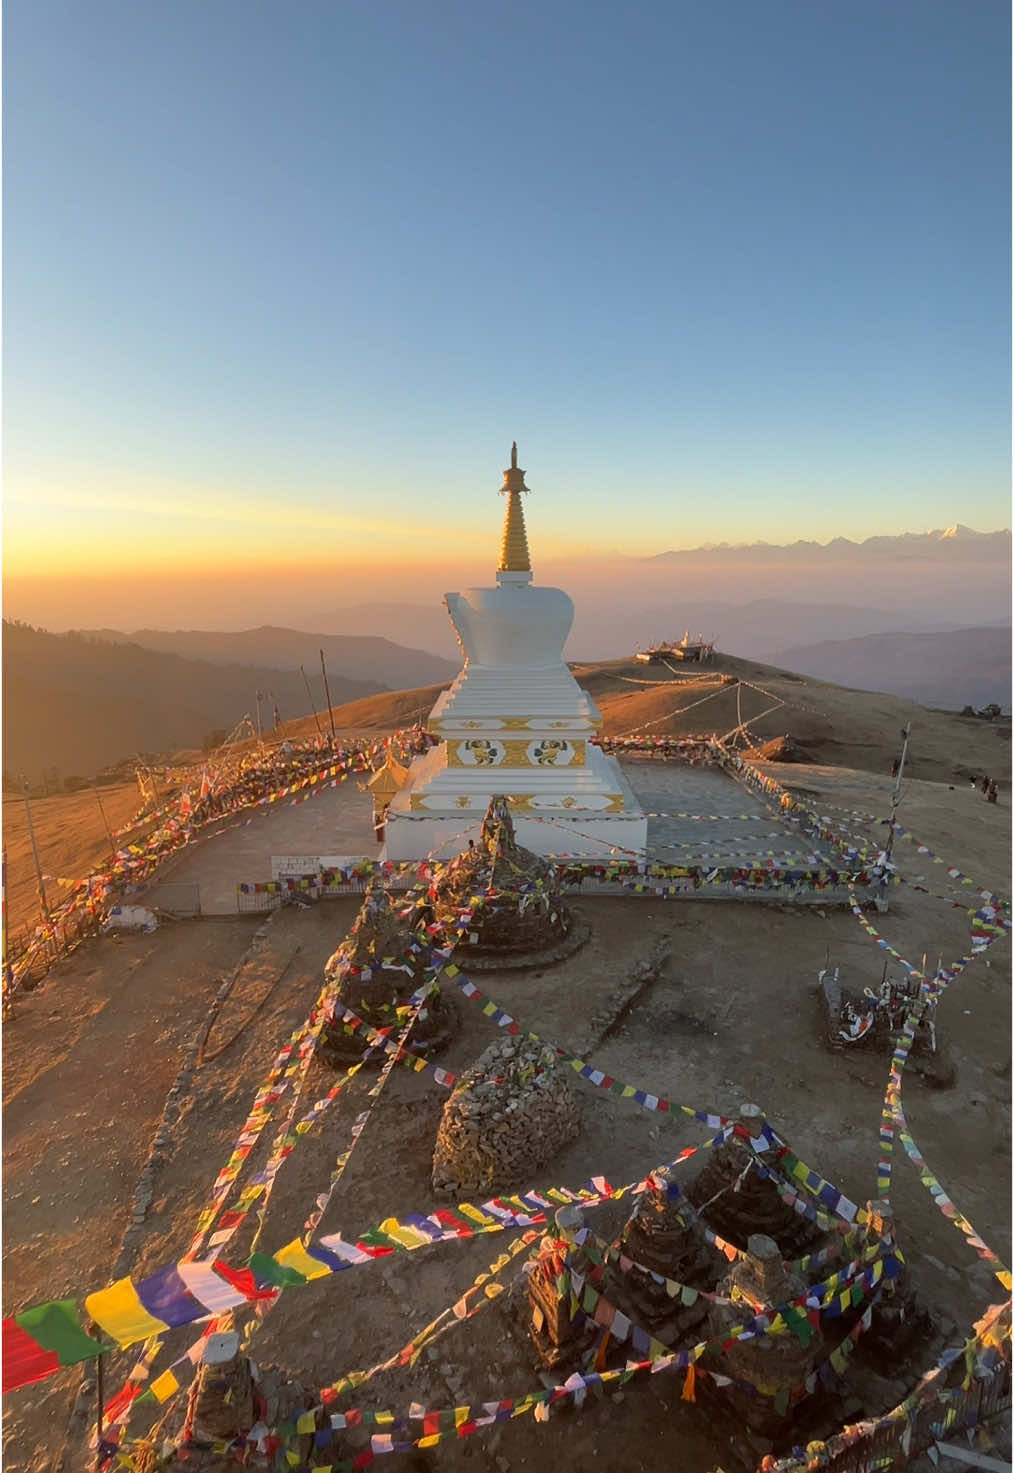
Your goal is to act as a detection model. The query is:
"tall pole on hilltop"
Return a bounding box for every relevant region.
[2,845,12,1007]
[20,777,50,925]
[320,648,337,745]
[270,691,282,730]
[883,723,911,876]
[300,665,324,739]
[92,782,114,851]
[254,690,263,744]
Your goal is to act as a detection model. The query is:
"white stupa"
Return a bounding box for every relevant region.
[384,445,648,862]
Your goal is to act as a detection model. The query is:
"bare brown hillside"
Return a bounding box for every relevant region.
[309,651,1011,788]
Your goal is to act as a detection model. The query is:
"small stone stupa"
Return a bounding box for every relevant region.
[430,795,585,965]
[702,1234,824,1440]
[614,1166,725,1344]
[384,445,648,861]
[320,878,458,1066]
[687,1105,825,1257]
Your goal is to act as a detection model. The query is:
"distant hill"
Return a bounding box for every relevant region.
[767,627,1012,711]
[1,623,386,784]
[272,650,1011,789]
[643,525,1013,563]
[81,625,459,690]
[311,604,465,661]
[313,596,999,665]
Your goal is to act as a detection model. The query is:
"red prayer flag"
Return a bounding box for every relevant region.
[2,1318,60,1393]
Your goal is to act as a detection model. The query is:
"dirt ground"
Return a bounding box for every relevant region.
[2,764,1010,1473]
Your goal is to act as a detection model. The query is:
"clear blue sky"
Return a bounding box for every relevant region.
[4,0,1011,576]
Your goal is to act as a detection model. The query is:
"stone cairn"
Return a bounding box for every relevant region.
[523,1206,600,1370]
[319,879,458,1069]
[432,1034,580,1195]
[191,1333,257,1446]
[850,1198,933,1369]
[140,1332,320,1473]
[687,1104,825,1258]
[430,796,586,967]
[612,1165,725,1346]
[703,1234,825,1443]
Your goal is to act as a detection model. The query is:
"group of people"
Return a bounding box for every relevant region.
[971,774,1000,804]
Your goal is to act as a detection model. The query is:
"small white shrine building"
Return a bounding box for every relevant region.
[383,446,648,862]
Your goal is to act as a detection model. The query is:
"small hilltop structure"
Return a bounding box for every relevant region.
[635,631,715,664]
[384,445,648,861]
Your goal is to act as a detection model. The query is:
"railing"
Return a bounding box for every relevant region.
[763,1357,1011,1473]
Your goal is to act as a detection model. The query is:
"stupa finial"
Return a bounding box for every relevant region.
[498,443,532,579]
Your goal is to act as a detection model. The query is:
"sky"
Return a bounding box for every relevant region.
[3,0,1011,617]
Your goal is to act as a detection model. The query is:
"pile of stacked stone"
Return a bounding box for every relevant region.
[611,1164,725,1347]
[848,1199,935,1371]
[686,1105,825,1257]
[524,1205,601,1370]
[702,1234,825,1443]
[432,1034,580,1195]
[319,879,458,1068]
[138,1332,319,1473]
[430,796,585,966]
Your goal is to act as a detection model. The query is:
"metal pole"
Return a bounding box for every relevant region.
[320,649,337,745]
[883,724,911,870]
[20,778,50,924]
[254,691,263,744]
[92,784,114,850]
[93,1325,104,1472]
[300,665,324,739]
[2,845,12,1008]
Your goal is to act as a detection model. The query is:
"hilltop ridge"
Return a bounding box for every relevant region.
[264,651,1010,790]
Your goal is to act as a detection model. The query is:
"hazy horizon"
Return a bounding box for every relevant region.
[5,523,1010,648]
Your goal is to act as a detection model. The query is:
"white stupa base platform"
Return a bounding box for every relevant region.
[383,806,648,863]
[383,734,648,863]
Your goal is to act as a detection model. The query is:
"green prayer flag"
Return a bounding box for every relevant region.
[247,1253,307,1288]
[356,1228,398,1252]
[15,1299,102,1366]
[781,1305,814,1345]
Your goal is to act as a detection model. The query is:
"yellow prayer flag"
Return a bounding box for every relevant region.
[275,1240,332,1281]
[85,1277,168,1347]
[149,1370,181,1403]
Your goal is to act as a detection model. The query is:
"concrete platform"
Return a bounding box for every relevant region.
[136,784,381,915]
[134,759,852,915]
[623,759,838,869]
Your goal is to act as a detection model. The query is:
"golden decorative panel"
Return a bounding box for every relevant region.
[446,737,587,769]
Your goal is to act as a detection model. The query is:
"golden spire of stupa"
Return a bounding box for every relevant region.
[498,441,532,575]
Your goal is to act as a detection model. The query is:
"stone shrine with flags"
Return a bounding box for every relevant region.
[383,445,649,862]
